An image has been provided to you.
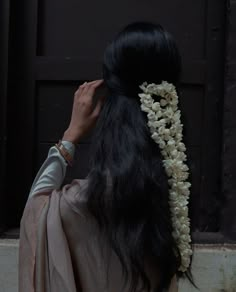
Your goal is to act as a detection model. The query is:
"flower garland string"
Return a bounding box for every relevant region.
[139,81,192,272]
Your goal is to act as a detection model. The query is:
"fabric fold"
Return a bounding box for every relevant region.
[19,181,178,292]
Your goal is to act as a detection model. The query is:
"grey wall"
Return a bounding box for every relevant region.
[1,241,236,292]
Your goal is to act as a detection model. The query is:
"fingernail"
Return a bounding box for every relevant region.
[81,82,87,87]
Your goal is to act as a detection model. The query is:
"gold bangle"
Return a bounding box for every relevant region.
[55,141,73,166]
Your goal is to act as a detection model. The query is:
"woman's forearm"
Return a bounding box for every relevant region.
[29,141,75,197]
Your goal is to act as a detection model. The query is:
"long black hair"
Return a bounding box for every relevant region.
[86,22,187,291]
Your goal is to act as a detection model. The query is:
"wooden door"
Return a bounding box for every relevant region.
[2,0,226,241]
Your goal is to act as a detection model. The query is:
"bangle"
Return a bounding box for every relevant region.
[55,140,73,166]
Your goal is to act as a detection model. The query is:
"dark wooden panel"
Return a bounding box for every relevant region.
[37,82,75,142]
[37,81,92,143]
[35,57,206,85]
[221,0,236,240]
[5,0,38,227]
[225,0,236,61]
[197,0,225,232]
[192,232,226,244]
[222,65,236,128]
[36,57,102,81]
[37,0,205,59]
[0,0,10,232]
[187,147,201,231]
[180,85,204,147]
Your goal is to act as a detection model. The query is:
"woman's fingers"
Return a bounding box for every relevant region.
[84,80,103,96]
[79,80,104,111]
[75,81,95,97]
[63,80,105,144]
[75,82,88,99]
[75,80,104,113]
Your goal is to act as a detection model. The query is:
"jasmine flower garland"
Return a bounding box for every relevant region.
[139,81,192,272]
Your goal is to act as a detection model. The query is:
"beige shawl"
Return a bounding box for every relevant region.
[19,179,178,292]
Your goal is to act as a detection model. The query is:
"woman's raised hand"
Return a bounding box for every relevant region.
[62,80,104,144]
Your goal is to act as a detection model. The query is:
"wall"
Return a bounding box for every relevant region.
[0,240,18,292]
[1,241,236,292]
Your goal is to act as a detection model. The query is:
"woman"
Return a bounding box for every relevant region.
[19,22,193,292]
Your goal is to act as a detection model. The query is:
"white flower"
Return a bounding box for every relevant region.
[158,140,166,149]
[139,80,192,272]
[151,132,159,142]
[170,149,178,158]
[139,83,148,93]
[140,104,150,113]
[142,98,153,107]
[147,83,158,93]
[167,139,176,146]
[158,126,166,135]
[163,129,171,141]
[164,107,175,119]
[173,110,181,121]
[176,133,183,141]
[178,142,186,152]
[170,97,178,107]
[162,81,175,93]
[152,102,161,111]
[147,111,156,121]
[177,152,187,161]
[153,84,166,96]
[139,93,151,100]
[160,99,167,107]
[163,128,170,135]
[149,121,160,129]
[156,111,163,119]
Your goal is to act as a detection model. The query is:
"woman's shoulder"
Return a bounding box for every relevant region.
[60,178,90,217]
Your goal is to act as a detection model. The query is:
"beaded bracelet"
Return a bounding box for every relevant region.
[55,141,73,166]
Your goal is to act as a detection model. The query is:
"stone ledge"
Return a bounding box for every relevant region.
[0,239,19,247]
[0,242,236,292]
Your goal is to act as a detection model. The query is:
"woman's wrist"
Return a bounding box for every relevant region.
[62,129,82,145]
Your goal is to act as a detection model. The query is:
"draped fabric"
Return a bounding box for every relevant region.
[19,179,178,292]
